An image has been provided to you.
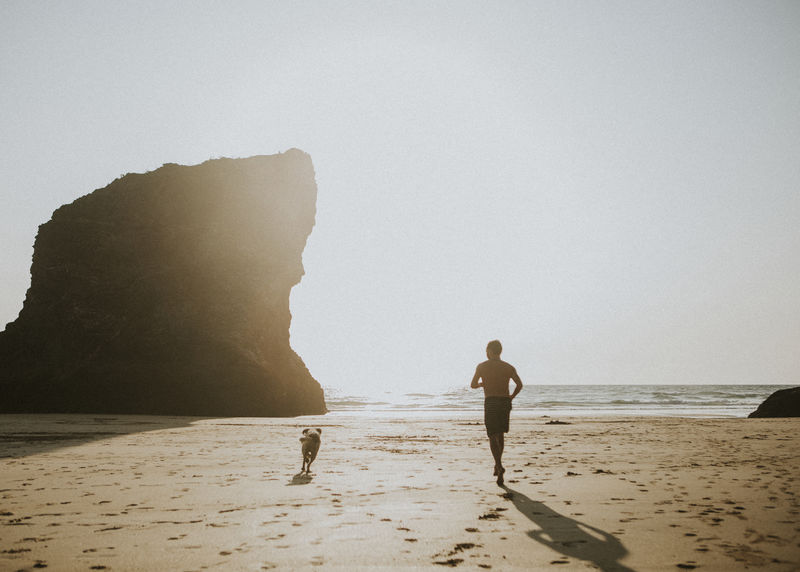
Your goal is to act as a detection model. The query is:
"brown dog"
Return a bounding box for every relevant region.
[300,428,322,474]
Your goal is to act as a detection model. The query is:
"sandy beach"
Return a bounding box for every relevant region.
[1,413,798,571]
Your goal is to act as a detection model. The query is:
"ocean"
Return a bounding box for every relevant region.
[323,384,793,418]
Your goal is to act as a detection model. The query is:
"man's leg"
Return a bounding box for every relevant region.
[488,433,504,483]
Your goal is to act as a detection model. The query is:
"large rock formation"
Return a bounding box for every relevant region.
[0,149,326,416]
[748,387,800,418]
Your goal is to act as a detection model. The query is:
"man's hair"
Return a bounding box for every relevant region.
[486,340,502,355]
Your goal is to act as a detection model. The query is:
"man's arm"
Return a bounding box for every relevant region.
[470,366,483,389]
[509,369,523,400]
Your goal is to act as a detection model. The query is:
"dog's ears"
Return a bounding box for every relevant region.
[302,428,310,435]
[316,427,322,434]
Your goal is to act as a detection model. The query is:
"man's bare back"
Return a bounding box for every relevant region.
[471,358,522,398]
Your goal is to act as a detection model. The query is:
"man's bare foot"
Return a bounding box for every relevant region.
[496,471,504,485]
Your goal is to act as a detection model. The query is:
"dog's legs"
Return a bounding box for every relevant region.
[307,450,318,474]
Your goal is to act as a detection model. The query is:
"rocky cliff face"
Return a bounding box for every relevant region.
[0,150,326,416]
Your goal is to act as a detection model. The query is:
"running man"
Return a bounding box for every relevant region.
[470,340,523,485]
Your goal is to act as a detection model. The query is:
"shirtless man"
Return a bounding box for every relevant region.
[470,340,523,485]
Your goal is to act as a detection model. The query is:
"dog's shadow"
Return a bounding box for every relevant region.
[288,471,314,486]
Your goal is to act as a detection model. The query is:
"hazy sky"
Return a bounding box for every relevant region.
[2,1,798,397]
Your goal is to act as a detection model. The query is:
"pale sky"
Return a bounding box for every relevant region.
[2,1,798,397]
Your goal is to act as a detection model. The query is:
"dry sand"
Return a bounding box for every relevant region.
[1,413,798,571]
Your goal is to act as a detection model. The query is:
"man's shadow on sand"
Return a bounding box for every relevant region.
[288,472,313,485]
[501,485,636,572]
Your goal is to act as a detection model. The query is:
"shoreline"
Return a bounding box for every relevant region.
[322,383,792,421]
[2,414,798,570]
[325,408,759,419]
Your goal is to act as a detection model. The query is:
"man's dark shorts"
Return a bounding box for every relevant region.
[484,396,512,436]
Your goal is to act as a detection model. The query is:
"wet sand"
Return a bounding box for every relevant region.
[1,414,798,570]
